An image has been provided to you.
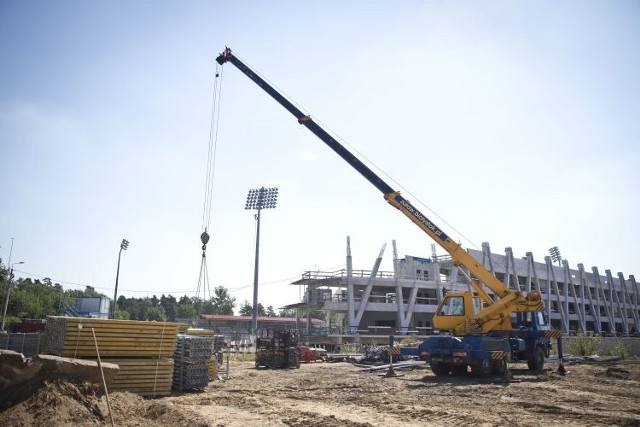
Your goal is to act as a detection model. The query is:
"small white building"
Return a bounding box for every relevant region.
[74,297,110,319]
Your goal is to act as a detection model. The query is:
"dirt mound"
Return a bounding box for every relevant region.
[2,360,640,426]
[604,367,631,380]
[0,379,104,426]
[0,379,209,427]
[282,413,373,426]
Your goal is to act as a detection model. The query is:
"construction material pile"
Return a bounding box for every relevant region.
[172,334,213,391]
[255,329,300,369]
[41,316,179,396]
[107,358,174,396]
[361,345,406,365]
[184,328,222,379]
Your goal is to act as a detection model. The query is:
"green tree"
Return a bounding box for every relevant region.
[279,308,297,318]
[176,303,196,319]
[239,300,252,316]
[210,286,235,315]
[66,286,106,299]
[0,261,8,290]
[114,308,130,320]
[238,300,266,317]
[160,294,177,322]
[145,306,167,321]
[8,278,72,320]
[128,298,153,320]
[266,305,276,317]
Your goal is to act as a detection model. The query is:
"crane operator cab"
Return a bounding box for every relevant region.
[433,293,483,333]
[433,291,550,335]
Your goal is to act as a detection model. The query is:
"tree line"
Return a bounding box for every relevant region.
[0,262,296,327]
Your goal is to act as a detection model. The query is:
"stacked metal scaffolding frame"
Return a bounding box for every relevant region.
[254,329,300,369]
[172,334,213,391]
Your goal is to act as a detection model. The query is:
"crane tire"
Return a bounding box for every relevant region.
[527,345,545,371]
[493,359,507,375]
[430,362,451,376]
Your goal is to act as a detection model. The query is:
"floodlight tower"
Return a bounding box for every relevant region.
[548,246,562,267]
[245,186,279,333]
[112,239,130,319]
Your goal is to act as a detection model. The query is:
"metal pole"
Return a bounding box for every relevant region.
[252,208,261,333]
[112,247,123,319]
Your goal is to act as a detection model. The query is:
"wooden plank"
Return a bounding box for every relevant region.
[113,375,174,381]
[61,344,176,349]
[60,350,175,357]
[113,378,173,383]
[111,386,172,393]
[63,338,177,346]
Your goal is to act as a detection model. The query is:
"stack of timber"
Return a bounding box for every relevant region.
[42,316,180,397]
[42,317,179,357]
[107,358,174,396]
[173,334,213,391]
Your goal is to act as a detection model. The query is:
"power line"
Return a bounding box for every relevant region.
[10,269,306,297]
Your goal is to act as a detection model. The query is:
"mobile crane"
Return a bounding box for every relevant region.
[216,47,563,377]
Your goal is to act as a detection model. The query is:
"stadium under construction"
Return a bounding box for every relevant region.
[286,237,639,345]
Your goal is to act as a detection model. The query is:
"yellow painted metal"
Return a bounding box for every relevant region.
[384,191,546,335]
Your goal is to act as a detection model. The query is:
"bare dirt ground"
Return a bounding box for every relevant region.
[2,358,640,426]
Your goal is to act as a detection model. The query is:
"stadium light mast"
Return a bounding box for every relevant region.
[111,239,129,318]
[245,187,279,334]
[548,246,562,267]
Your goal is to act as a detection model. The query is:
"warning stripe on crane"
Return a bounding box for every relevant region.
[386,347,401,356]
[545,330,563,338]
[490,351,509,361]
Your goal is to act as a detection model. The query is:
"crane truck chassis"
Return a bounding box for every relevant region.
[216,47,563,377]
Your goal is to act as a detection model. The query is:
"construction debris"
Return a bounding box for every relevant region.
[0,350,119,411]
[360,345,407,365]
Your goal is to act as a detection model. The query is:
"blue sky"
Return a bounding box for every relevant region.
[1,1,639,312]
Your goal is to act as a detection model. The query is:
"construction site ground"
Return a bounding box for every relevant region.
[1,358,640,426]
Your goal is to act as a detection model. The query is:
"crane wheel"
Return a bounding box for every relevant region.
[430,362,451,376]
[471,359,493,377]
[527,345,545,371]
[493,359,507,375]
